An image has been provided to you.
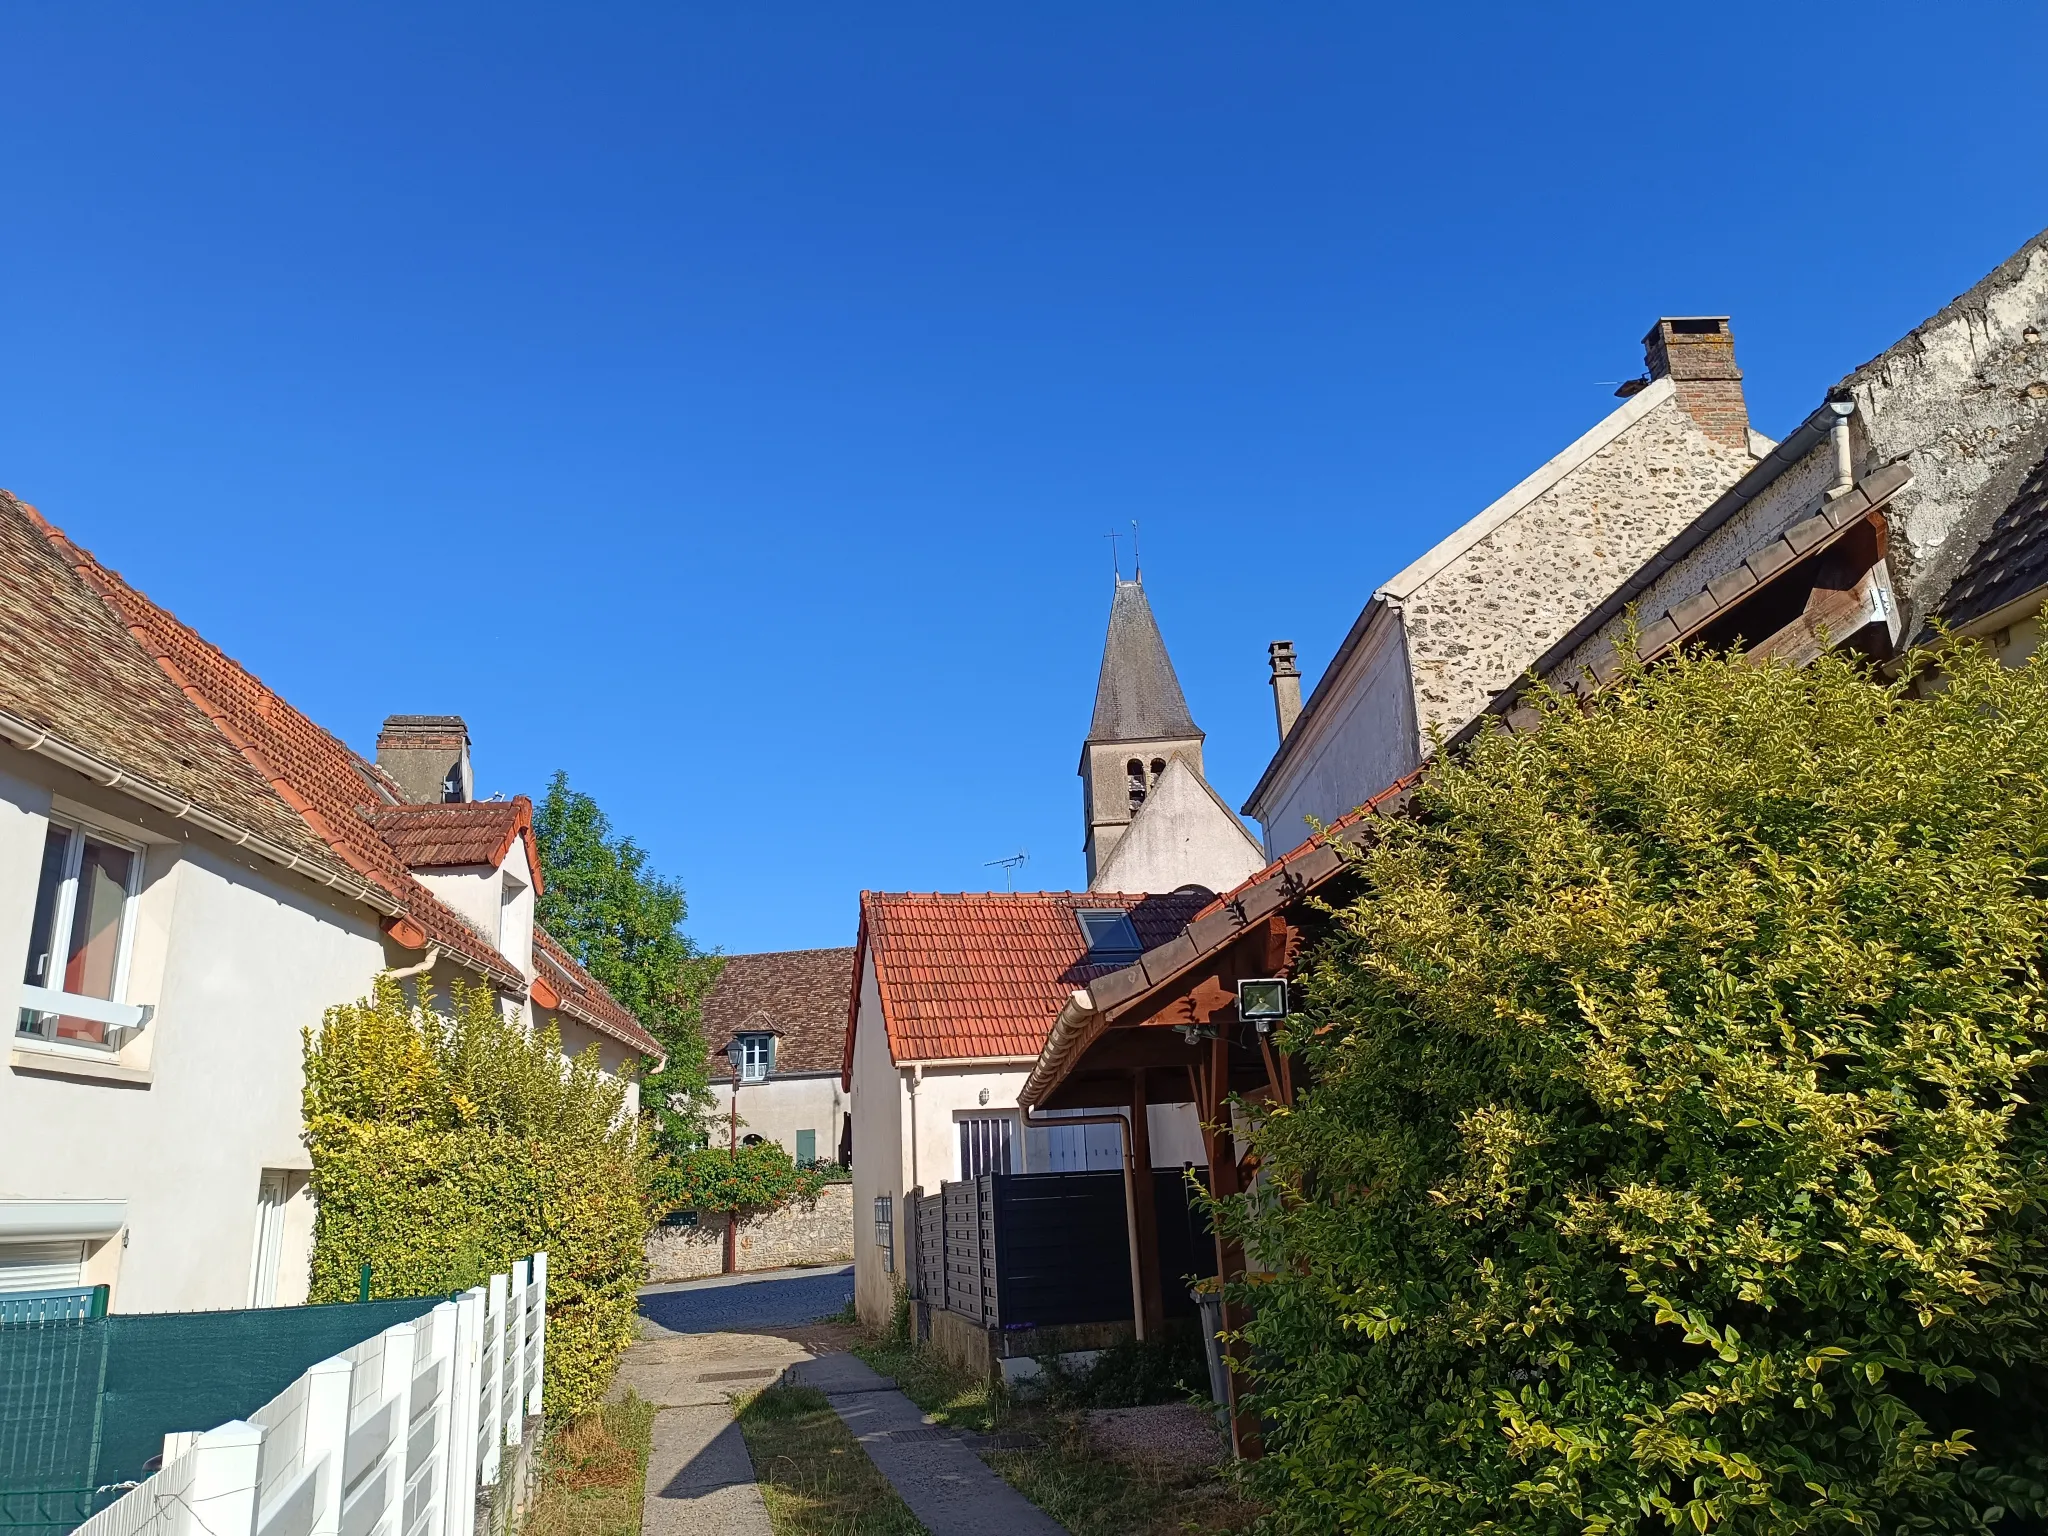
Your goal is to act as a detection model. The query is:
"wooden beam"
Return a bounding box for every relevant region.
[1129,1069,1164,1337]
[1206,1028,1261,1460]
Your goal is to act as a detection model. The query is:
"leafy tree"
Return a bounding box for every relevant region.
[1226,638,2048,1534]
[533,771,721,1154]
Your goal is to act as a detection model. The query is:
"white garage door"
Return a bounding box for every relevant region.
[0,1241,84,1293]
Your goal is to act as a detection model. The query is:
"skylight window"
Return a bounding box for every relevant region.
[1076,908,1142,961]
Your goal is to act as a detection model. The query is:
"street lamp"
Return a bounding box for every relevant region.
[723,1037,748,1274]
[724,1038,748,1154]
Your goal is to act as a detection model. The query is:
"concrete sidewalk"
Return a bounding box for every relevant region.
[787,1353,1069,1536]
[617,1328,814,1536]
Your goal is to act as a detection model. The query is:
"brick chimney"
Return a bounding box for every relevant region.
[376,715,472,804]
[1644,316,1749,451]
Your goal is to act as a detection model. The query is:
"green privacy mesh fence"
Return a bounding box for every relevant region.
[0,1297,438,1535]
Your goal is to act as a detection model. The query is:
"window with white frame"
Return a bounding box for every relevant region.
[958,1114,1016,1178]
[736,1033,772,1082]
[18,819,148,1051]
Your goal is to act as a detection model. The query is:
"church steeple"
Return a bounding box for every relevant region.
[1080,577,1207,884]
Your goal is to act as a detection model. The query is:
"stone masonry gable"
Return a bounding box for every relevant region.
[1836,230,2048,635]
[1399,390,1754,741]
[1532,228,2048,691]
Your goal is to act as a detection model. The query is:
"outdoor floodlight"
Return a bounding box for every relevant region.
[1238,978,1289,1026]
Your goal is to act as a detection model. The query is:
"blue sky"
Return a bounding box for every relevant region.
[3,4,2045,955]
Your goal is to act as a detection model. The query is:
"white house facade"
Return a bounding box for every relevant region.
[0,491,658,1314]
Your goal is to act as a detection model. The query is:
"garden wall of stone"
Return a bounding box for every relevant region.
[646,1180,854,1281]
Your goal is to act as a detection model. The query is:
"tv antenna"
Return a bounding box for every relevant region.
[984,850,1029,892]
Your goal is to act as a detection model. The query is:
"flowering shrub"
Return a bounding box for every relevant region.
[1226,638,2048,1534]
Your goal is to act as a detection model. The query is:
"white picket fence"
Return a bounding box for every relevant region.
[74,1254,548,1536]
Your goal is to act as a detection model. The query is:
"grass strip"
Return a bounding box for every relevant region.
[848,1336,1001,1433]
[525,1393,658,1536]
[986,1426,1258,1536]
[737,1384,926,1536]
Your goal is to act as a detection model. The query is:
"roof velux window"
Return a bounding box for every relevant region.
[1076,908,1143,961]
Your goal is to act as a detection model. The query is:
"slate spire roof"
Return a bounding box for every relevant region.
[1086,578,1201,743]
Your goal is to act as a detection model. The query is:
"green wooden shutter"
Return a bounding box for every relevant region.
[796,1129,816,1165]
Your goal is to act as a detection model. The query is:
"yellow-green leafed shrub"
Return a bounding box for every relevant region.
[305,977,651,1418]
[1228,638,2048,1534]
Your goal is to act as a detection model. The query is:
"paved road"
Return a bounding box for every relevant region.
[637,1264,854,1337]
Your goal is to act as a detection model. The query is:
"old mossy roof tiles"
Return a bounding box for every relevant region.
[0,490,651,1056]
[704,947,857,1078]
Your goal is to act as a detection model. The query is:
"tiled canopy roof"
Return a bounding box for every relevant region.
[533,927,662,1058]
[366,798,541,885]
[848,890,1211,1075]
[1937,446,2048,630]
[705,948,855,1078]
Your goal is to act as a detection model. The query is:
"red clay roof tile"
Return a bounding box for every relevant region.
[366,798,542,887]
[852,891,1210,1070]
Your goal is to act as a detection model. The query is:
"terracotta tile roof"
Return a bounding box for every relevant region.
[705,948,855,1077]
[0,492,361,885]
[366,798,542,886]
[19,500,529,994]
[848,891,1212,1077]
[533,926,663,1059]
[0,490,665,1062]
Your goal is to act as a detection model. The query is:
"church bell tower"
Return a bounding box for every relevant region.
[1079,577,1206,885]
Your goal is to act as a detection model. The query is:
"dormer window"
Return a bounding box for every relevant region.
[736,1033,772,1083]
[1076,907,1142,962]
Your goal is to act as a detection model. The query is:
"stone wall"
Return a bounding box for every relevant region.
[1401,390,1755,742]
[1549,229,2048,681]
[646,1180,854,1282]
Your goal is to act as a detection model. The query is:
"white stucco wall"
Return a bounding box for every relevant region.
[1090,757,1266,895]
[708,1071,846,1163]
[848,958,905,1325]
[0,752,392,1313]
[1248,603,1420,856]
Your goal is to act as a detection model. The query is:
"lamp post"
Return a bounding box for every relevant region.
[723,1038,747,1273]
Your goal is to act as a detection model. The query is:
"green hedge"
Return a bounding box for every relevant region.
[1226,638,2048,1534]
[649,1142,835,1214]
[304,978,650,1418]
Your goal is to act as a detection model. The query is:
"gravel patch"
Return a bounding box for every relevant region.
[1082,1404,1228,1477]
